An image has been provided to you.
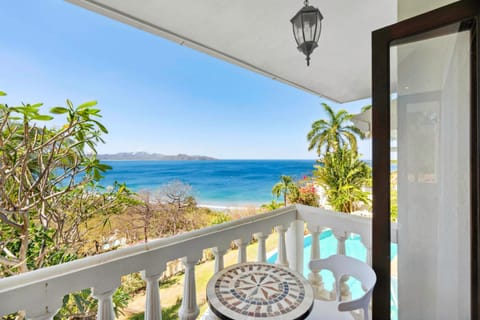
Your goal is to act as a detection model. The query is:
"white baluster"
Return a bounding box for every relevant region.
[234,239,248,264]
[178,256,200,320]
[205,247,227,320]
[275,225,289,267]
[255,232,268,262]
[286,220,304,273]
[142,270,164,320]
[307,226,329,300]
[92,288,117,320]
[335,231,347,256]
[213,247,226,272]
[334,231,351,301]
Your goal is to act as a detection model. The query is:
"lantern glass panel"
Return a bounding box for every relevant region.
[302,11,318,42]
[314,16,322,42]
[292,17,304,46]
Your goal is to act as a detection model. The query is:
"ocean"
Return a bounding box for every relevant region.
[100,160,317,207]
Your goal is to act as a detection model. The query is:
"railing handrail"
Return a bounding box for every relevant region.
[0,205,394,318]
[0,205,298,290]
[296,204,398,245]
[0,205,297,315]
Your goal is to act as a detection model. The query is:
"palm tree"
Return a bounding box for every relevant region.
[314,148,371,213]
[307,103,364,156]
[272,175,298,206]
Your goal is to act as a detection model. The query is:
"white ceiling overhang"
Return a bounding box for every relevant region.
[66,0,397,103]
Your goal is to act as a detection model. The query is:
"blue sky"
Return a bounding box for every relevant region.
[0,0,371,159]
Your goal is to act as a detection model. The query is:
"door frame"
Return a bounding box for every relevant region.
[372,0,480,318]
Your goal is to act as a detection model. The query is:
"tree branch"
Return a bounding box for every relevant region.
[0,255,21,267]
[0,211,23,229]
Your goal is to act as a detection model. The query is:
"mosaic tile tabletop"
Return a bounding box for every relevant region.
[206,262,314,320]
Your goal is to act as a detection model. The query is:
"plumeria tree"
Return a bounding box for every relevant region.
[0,91,123,273]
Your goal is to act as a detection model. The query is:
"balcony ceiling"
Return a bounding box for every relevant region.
[67,0,397,103]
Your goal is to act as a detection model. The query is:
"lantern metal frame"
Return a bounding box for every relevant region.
[290,0,324,66]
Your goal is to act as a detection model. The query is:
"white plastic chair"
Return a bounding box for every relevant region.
[306,255,377,320]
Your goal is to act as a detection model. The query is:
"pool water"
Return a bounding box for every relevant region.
[267,230,398,320]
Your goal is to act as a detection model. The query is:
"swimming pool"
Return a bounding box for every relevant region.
[267,230,398,320]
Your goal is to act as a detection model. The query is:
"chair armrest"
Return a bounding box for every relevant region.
[337,289,373,312]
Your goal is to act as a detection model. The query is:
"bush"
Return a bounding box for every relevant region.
[287,178,319,207]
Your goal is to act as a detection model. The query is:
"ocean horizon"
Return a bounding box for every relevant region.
[100,160,319,207]
[99,159,378,208]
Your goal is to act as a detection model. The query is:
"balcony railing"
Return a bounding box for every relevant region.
[0,204,397,320]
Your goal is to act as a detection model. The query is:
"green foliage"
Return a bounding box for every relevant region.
[55,181,137,254]
[314,148,371,213]
[0,91,137,318]
[128,297,182,320]
[271,175,298,206]
[208,211,232,225]
[307,103,365,156]
[391,171,398,221]
[55,285,131,319]
[55,289,95,319]
[260,200,283,211]
[159,276,181,289]
[0,91,115,272]
[0,225,77,277]
[112,287,132,316]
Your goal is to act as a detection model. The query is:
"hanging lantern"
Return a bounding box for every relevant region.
[291,0,323,66]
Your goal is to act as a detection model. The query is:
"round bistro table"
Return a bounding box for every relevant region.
[206,262,314,320]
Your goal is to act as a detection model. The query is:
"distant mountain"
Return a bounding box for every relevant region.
[97,152,217,161]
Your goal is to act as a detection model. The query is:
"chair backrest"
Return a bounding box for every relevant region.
[309,254,377,315]
[309,255,376,291]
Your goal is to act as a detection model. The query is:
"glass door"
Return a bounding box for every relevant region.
[372,1,480,319]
